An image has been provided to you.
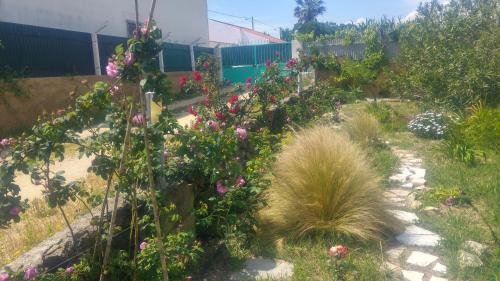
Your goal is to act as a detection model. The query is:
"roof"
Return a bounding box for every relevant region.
[209,19,284,44]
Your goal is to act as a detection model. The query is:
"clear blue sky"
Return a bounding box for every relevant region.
[208,0,427,37]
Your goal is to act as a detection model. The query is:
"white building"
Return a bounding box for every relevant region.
[0,0,210,45]
[209,19,284,47]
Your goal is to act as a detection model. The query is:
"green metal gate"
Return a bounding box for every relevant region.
[221,42,292,84]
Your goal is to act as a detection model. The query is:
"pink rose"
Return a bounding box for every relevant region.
[236,128,247,140]
[0,272,9,281]
[216,180,229,194]
[24,266,38,280]
[235,176,245,187]
[139,241,148,250]
[106,60,119,78]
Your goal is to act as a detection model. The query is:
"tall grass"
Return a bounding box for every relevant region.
[345,112,381,146]
[259,125,400,242]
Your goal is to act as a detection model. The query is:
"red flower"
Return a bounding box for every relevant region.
[285,76,291,82]
[179,75,188,88]
[202,85,209,93]
[270,95,276,103]
[266,58,271,67]
[215,112,225,120]
[202,62,210,69]
[188,104,198,116]
[193,71,202,81]
[245,77,252,84]
[229,94,239,104]
[229,105,240,114]
[203,96,210,107]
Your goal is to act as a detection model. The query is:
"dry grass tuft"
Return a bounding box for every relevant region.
[259,125,400,242]
[345,112,381,146]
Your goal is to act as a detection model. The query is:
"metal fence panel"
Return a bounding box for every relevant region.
[98,35,128,75]
[163,43,191,72]
[0,22,94,77]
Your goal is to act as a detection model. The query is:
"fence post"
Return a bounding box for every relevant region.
[214,46,223,85]
[291,39,302,59]
[91,33,101,75]
[189,45,196,72]
[158,49,165,73]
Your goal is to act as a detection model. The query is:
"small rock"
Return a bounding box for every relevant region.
[390,174,409,184]
[396,225,441,247]
[464,240,488,256]
[429,277,448,281]
[406,251,438,267]
[230,258,294,280]
[410,167,426,178]
[432,262,447,274]
[411,178,426,187]
[458,250,483,268]
[402,182,413,189]
[385,247,406,261]
[406,194,423,210]
[390,210,420,224]
[402,270,424,281]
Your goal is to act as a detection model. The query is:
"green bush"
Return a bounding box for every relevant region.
[365,102,407,132]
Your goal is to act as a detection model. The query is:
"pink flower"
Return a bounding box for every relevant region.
[140,20,149,34]
[139,241,148,250]
[228,105,240,114]
[328,245,349,259]
[188,105,198,116]
[24,266,38,280]
[207,120,218,131]
[179,75,188,88]
[284,76,291,82]
[132,114,145,125]
[286,58,298,68]
[202,62,210,69]
[215,112,225,121]
[265,58,271,67]
[245,77,252,84]
[245,83,251,89]
[0,138,15,147]
[0,272,9,281]
[125,51,135,65]
[106,60,119,78]
[252,87,259,94]
[9,206,21,216]
[110,85,120,96]
[203,96,210,107]
[193,71,202,81]
[236,127,247,140]
[216,180,229,194]
[65,266,74,275]
[228,95,239,104]
[235,176,245,187]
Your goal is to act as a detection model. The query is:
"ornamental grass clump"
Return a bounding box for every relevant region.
[260,125,399,242]
[345,112,381,146]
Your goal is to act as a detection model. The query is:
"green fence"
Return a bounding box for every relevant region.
[221,42,292,83]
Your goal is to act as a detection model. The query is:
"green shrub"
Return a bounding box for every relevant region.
[365,102,407,132]
[259,126,400,242]
[461,104,500,153]
[345,112,381,147]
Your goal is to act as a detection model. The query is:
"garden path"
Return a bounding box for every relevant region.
[384,147,448,281]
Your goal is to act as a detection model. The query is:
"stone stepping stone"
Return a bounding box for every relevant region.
[411,178,426,187]
[402,270,424,281]
[396,225,441,247]
[464,240,488,256]
[387,189,411,198]
[230,258,293,280]
[385,246,406,261]
[433,262,447,274]
[430,277,448,281]
[401,182,413,189]
[390,210,420,224]
[406,251,438,267]
[409,167,426,177]
[390,174,409,184]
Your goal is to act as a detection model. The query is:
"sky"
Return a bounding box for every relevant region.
[208,0,428,37]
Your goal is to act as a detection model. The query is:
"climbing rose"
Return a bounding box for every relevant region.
[236,127,247,140]
[106,60,119,77]
[132,114,145,125]
[139,241,148,250]
[285,58,298,68]
[0,272,9,281]
[179,75,188,88]
[216,180,229,194]
[228,94,239,104]
[235,176,245,187]
[215,112,225,120]
[9,206,21,216]
[66,266,74,275]
[188,105,198,116]
[328,245,348,259]
[193,71,202,81]
[24,267,38,280]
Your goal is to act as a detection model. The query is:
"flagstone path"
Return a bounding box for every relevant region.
[383,147,449,281]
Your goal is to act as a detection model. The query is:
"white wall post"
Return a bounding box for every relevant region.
[214,46,223,85]
[291,39,303,59]
[189,44,196,72]
[158,49,165,73]
[91,33,101,75]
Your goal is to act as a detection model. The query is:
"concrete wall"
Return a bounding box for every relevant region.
[208,19,283,47]
[0,0,209,45]
[0,72,191,135]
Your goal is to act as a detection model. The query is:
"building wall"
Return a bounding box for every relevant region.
[0,0,209,45]
[209,19,272,46]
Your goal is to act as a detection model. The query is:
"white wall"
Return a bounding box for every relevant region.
[0,0,209,45]
[209,19,276,46]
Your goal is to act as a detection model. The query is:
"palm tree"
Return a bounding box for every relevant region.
[294,0,326,24]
